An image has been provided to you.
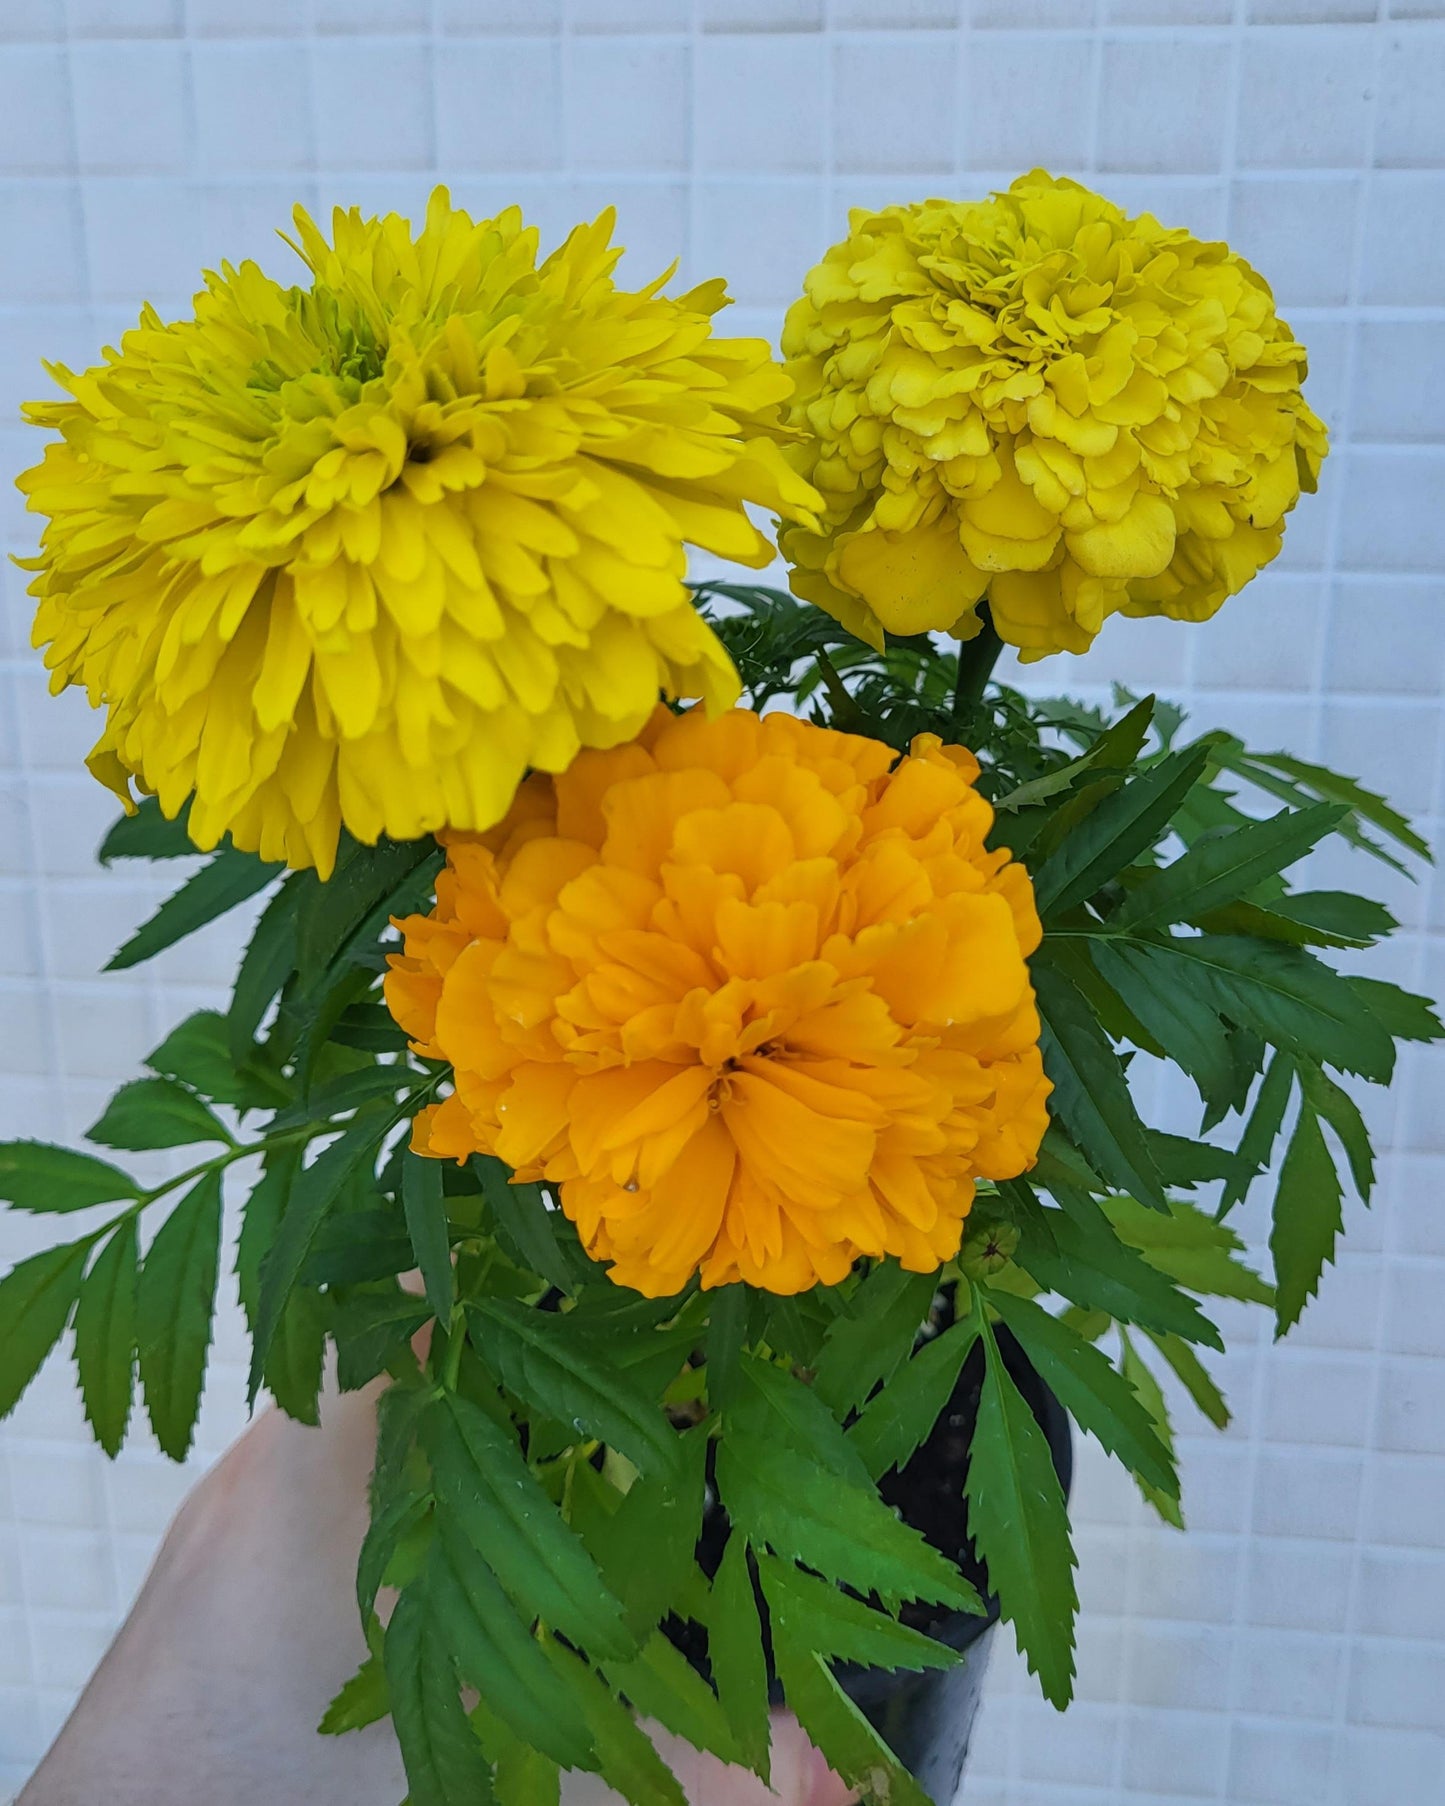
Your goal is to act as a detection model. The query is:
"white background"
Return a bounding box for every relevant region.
[1,1,1443,1802]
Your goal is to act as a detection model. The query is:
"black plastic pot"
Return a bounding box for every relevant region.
[835,1326,1074,1801]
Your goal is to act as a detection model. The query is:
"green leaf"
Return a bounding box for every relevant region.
[1266,890,1398,947]
[1033,962,1168,1211]
[468,1297,682,1483]
[0,1141,141,1213]
[1088,939,1235,1113]
[1271,1102,1344,1337]
[297,837,435,985]
[264,1288,327,1426]
[249,1110,388,1405]
[811,1261,936,1417]
[848,1319,981,1481]
[235,1150,295,1330]
[1103,1195,1273,1307]
[1349,976,1444,1045]
[428,1521,595,1770]
[965,1320,1078,1708]
[98,796,196,863]
[229,878,300,1062]
[1115,804,1345,931]
[137,1171,222,1461]
[106,846,282,972]
[770,1614,931,1806]
[543,1644,686,1806]
[145,1010,287,1109]
[602,1632,739,1768]
[1117,1331,1183,1529]
[472,1156,590,1292]
[1145,1330,1230,1431]
[86,1078,231,1153]
[576,1434,706,1640]
[707,1535,771,1780]
[1032,743,1209,916]
[0,1239,89,1418]
[985,1289,1178,1501]
[319,1655,389,1735]
[358,1488,431,1629]
[73,1220,138,1457]
[1297,1063,1375,1201]
[385,1586,495,1806]
[1154,935,1396,1083]
[1248,749,1430,864]
[403,1151,453,1323]
[718,1402,973,1613]
[1017,1204,1223,1350]
[735,1353,872,1487]
[759,1552,961,1674]
[704,1282,748,1411]
[1219,1051,1294,1215]
[424,1391,634,1660]
[1148,1132,1238,1190]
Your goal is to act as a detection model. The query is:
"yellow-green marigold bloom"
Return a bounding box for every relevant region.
[777,171,1328,661]
[18,189,820,875]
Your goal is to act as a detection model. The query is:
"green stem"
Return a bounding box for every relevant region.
[951,599,1005,724]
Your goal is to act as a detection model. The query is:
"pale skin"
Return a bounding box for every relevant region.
[18,1378,855,1806]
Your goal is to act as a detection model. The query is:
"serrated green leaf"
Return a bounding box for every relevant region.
[428,1520,595,1770]
[1103,1194,1273,1307]
[468,1297,681,1482]
[385,1586,495,1806]
[0,1239,89,1418]
[602,1632,739,1768]
[986,1288,1177,1500]
[229,878,301,1062]
[424,1391,634,1660]
[1271,1102,1344,1336]
[358,1488,431,1629]
[1265,890,1398,946]
[759,1552,964,1673]
[145,1009,287,1109]
[1248,750,1430,863]
[771,1613,931,1806]
[319,1654,389,1735]
[1033,962,1169,1211]
[811,1261,936,1417]
[543,1644,685,1806]
[73,1219,137,1457]
[718,1403,972,1613]
[735,1353,872,1487]
[297,836,435,986]
[249,1110,388,1405]
[472,1156,590,1292]
[965,1321,1078,1708]
[333,1289,430,1393]
[707,1535,771,1780]
[403,1151,453,1323]
[137,1171,222,1461]
[1349,976,1444,1045]
[1017,1204,1224,1350]
[848,1319,981,1481]
[1147,1131,1238,1190]
[1117,1330,1184,1529]
[993,694,1155,816]
[1115,804,1344,931]
[1032,743,1209,916]
[1145,1330,1229,1431]
[1297,1063,1375,1201]
[575,1433,706,1640]
[1219,1050,1294,1215]
[87,1078,231,1153]
[1153,935,1396,1083]
[266,1064,413,1131]
[97,796,196,863]
[265,1287,327,1425]
[1088,939,1235,1112]
[704,1282,748,1411]
[106,846,282,972]
[0,1141,141,1213]
[471,1703,561,1806]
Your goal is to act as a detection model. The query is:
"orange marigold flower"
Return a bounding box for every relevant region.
[385,707,1051,1296]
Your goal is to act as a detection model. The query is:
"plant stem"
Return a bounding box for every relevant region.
[951,599,1005,724]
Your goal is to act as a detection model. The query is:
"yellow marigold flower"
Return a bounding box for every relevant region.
[778,170,1328,661]
[385,705,1050,1297]
[17,190,820,876]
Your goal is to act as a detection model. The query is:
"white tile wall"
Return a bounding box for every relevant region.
[0,3,1442,1803]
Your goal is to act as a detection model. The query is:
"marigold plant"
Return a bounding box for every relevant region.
[18,189,819,875]
[385,706,1051,1296]
[778,170,1327,659]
